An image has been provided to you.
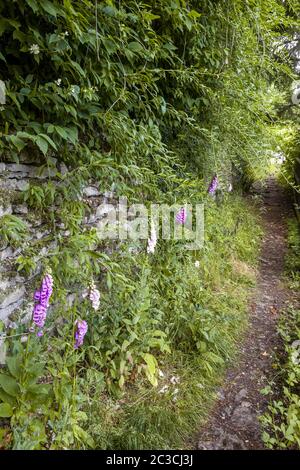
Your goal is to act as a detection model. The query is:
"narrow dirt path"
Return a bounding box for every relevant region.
[197,178,299,450]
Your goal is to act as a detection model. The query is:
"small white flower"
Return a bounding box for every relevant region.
[158,369,164,378]
[30,44,40,55]
[147,239,156,254]
[147,220,157,254]
[194,260,200,268]
[158,385,169,394]
[170,375,180,385]
[69,85,80,97]
[21,335,28,343]
[89,282,101,311]
[55,78,62,86]
[82,289,88,299]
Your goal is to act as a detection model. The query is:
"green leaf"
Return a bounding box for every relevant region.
[46,124,54,134]
[107,272,112,290]
[121,339,130,351]
[0,374,19,397]
[118,375,125,388]
[102,38,117,54]
[7,135,26,152]
[54,126,68,140]
[70,61,85,77]
[34,134,57,155]
[0,402,13,418]
[163,42,177,51]
[65,126,78,145]
[102,6,117,17]
[142,11,160,22]
[0,388,17,406]
[73,424,95,447]
[26,0,39,13]
[40,0,59,17]
[188,10,201,19]
[142,353,157,376]
[35,136,48,155]
[7,19,21,29]
[6,355,22,379]
[128,41,143,52]
[0,19,9,37]
[185,17,193,31]
[38,133,57,150]
[27,384,50,395]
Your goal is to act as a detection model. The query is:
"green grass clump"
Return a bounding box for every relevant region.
[82,195,262,450]
[261,217,300,449]
[285,218,300,290]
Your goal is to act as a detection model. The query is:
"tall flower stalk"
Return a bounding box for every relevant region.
[74,320,88,349]
[207,174,218,195]
[175,207,187,225]
[32,270,53,336]
[147,219,157,254]
[89,282,100,311]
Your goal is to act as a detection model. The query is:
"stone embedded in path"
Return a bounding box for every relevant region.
[234,388,248,402]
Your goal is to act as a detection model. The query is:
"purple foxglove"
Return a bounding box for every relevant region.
[32,271,53,335]
[74,320,88,349]
[175,207,187,225]
[33,303,47,328]
[207,174,218,194]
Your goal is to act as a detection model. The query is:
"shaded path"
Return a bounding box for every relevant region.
[197,178,298,450]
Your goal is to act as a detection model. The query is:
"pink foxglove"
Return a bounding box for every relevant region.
[74,320,88,349]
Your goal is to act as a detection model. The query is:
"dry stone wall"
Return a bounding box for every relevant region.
[0,153,112,361]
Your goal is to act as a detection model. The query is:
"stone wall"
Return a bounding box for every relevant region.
[0,153,112,362]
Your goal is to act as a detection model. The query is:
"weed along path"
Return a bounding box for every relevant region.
[196,178,298,450]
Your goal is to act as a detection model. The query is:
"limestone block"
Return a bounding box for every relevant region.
[83,186,100,197]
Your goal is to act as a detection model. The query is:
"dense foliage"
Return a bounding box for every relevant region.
[261,219,300,449]
[0,0,298,449]
[1,0,297,184]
